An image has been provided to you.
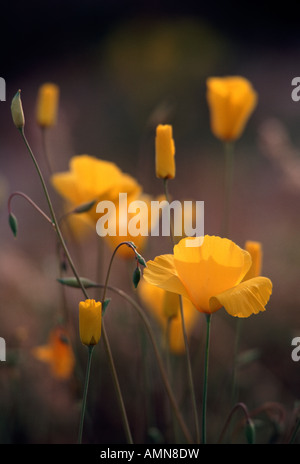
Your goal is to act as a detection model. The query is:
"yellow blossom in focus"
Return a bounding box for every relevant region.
[51,155,142,225]
[36,83,60,128]
[143,235,272,318]
[206,76,257,141]
[243,241,262,281]
[155,124,176,179]
[32,327,75,379]
[79,299,102,346]
[138,279,199,354]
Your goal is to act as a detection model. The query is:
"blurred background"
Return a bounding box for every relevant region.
[1,0,300,444]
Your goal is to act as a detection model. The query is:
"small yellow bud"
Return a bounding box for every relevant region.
[79,299,102,346]
[11,90,25,129]
[243,241,262,281]
[36,83,59,128]
[155,124,176,179]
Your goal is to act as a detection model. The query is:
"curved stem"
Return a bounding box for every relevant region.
[78,345,94,444]
[202,314,211,444]
[8,191,54,226]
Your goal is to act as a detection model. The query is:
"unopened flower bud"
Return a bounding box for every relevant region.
[11,90,25,129]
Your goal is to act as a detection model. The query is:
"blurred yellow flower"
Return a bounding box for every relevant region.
[51,155,141,224]
[138,279,199,354]
[143,235,272,318]
[243,241,262,281]
[32,327,75,379]
[103,193,154,259]
[79,299,102,346]
[155,124,176,179]
[206,76,257,141]
[36,83,60,128]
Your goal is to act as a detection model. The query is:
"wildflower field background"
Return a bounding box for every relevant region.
[1,1,300,445]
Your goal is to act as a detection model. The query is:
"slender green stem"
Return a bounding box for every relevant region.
[221,141,235,238]
[78,345,94,444]
[8,191,54,226]
[202,314,211,444]
[18,128,132,444]
[163,178,200,443]
[19,128,88,299]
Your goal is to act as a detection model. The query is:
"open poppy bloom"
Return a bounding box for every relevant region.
[143,235,272,318]
[138,279,200,354]
[32,327,75,379]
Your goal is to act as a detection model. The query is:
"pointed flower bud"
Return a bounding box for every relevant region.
[36,83,59,128]
[11,90,25,129]
[79,299,102,346]
[155,124,176,179]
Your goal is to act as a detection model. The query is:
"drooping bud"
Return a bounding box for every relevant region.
[11,90,25,129]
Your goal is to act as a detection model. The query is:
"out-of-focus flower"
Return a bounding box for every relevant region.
[79,299,102,346]
[138,279,199,354]
[51,155,141,224]
[103,193,153,259]
[143,235,272,318]
[155,124,175,179]
[32,327,75,379]
[11,90,25,129]
[36,83,60,128]
[206,76,257,141]
[243,241,262,281]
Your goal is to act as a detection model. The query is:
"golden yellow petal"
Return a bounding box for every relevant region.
[173,236,251,312]
[143,254,190,299]
[209,276,272,318]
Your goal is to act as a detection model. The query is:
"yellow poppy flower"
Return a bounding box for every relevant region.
[32,327,75,379]
[36,83,60,128]
[143,235,272,318]
[79,299,102,346]
[51,155,142,224]
[155,124,176,179]
[138,279,199,354]
[206,76,258,141]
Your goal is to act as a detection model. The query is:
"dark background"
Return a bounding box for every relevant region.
[1,0,300,444]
